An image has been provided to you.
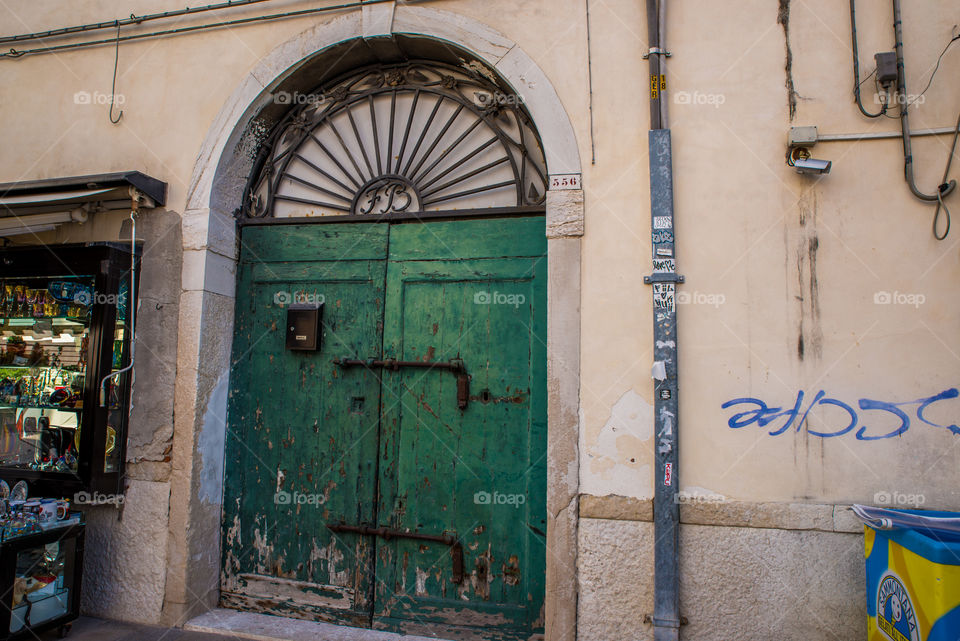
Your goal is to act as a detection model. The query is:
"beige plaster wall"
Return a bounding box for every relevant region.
[576,0,960,509]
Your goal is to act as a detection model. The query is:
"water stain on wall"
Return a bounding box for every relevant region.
[795,192,823,362]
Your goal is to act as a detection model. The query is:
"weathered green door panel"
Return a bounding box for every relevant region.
[240,223,390,262]
[374,218,547,639]
[222,224,388,625]
[387,217,547,261]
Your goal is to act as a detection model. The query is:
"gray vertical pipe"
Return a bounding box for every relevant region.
[646,0,663,130]
[647,131,681,641]
[644,0,682,639]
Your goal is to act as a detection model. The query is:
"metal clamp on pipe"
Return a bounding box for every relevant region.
[643,47,672,59]
[644,273,685,284]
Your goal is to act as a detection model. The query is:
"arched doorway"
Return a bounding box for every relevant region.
[221,57,549,640]
[177,8,583,639]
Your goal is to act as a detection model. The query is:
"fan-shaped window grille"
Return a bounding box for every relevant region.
[242,62,548,219]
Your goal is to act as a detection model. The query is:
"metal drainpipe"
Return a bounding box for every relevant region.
[643,0,682,639]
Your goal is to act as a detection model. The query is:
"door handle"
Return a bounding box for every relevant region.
[334,357,470,409]
[327,523,464,583]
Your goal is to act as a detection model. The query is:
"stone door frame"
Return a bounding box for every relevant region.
[171,6,583,640]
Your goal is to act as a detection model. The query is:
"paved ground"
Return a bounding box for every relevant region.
[35,616,238,640]
[34,610,451,641]
[185,609,446,641]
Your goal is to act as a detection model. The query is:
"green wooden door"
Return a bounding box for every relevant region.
[221,217,547,640]
[371,218,547,639]
[221,224,388,625]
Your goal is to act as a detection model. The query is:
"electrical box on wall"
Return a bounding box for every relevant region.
[874,52,898,85]
[286,303,323,351]
[788,126,818,148]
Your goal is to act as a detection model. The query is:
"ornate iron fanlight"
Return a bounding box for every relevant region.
[241,62,548,220]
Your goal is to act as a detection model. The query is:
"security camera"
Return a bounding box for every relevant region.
[792,157,831,175]
[787,146,831,175]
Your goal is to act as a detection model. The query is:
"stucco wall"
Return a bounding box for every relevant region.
[577,0,960,509]
[660,0,960,508]
[81,480,171,621]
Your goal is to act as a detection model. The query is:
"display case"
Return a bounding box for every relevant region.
[0,244,137,497]
[0,517,84,640]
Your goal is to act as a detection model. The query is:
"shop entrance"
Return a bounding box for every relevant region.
[220,217,546,639]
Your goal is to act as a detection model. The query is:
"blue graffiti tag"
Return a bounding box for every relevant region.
[721,388,960,440]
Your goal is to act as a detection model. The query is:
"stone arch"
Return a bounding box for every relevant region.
[173,6,582,640]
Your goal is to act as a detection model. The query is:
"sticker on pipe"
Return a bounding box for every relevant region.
[653,283,675,313]
[652,258,675,273]
[664,462,673,486]
[653,216,671,229]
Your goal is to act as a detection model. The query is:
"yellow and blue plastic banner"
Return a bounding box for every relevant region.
[859,507,960,641]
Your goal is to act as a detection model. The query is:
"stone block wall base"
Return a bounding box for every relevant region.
[576,517,866,641]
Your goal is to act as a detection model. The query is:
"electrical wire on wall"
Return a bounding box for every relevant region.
[906,28,960,110]
[109,24,124,124]
[849,0,958,238]
[0,0,275,44]
[100,192,139,408]
[892,1,957,215]
[879,27,959,120]
[0,0,414,58]
[849,0,886,118]
[585,0,596,165]
[932,109,960,240]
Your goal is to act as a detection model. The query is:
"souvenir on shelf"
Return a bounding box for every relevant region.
[0,242,137,497]
[0,481,78,544]
[0,495,84,637]
[0,242,123,640]
[10,482,26,503]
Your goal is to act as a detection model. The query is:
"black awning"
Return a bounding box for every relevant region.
[0,171,166,207]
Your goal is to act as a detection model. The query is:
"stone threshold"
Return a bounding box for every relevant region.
[184,608,454,641]
[579,494,865,533]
